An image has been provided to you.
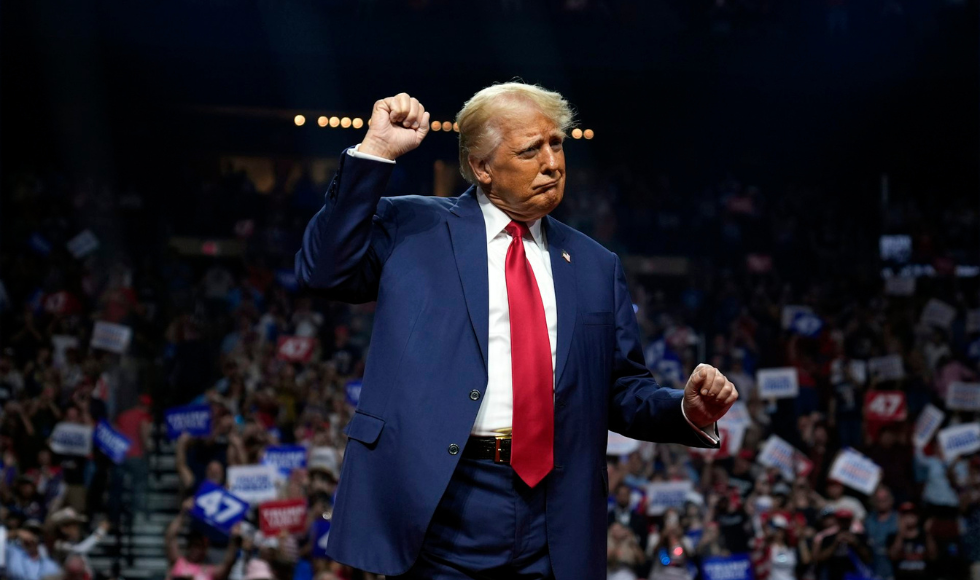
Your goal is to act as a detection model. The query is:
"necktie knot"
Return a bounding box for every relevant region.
[505,220,530,241]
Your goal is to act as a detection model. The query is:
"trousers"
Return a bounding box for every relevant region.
[390,455,554,579]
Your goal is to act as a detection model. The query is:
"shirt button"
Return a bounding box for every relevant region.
[448,443,460,455]
[469,389,481,401]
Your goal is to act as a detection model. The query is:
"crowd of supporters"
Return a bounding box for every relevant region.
[0,153,977,580]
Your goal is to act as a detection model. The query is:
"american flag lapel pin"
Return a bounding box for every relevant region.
[562,250,571,263]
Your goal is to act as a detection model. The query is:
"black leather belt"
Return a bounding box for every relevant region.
[463,436,512,464]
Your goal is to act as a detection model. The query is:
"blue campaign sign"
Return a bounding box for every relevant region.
[28,233,52,256]
[165,404,212,440]
[790,311,824,338]
[702,554,755,580]
[263,445,307,475]
[190,481,249,535]
[93,421,131,464]
[345,380,362,407]
[311,518,331,559]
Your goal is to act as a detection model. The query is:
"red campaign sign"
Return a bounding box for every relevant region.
[864,391,907,422]
[277,336,315,363]
[259,498,308,535]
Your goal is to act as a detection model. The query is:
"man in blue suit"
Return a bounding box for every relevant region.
[296,83,739,579]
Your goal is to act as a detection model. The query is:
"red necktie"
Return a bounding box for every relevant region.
[504,220,554,488]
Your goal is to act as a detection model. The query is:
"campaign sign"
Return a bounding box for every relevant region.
[884,276,916,297]
[937,423,980,462]
[49,423,93,457]
[93,421,131,464]
[946,382,980,412]
[66,230,100,259]
[864,391,907,422]
[831,359,867,386]
[276,336,315,363]
[758,435,812,481]
[790,311,823,338]
[190,481,249,534]
[165,405,212,440]
[263,445,307,476]
[228,464,279,505]
[90,321,132,355]
[829,448,882,496]
[345,379,362,407]
[646,481,693,516]
[311,517,331,559]
[913,404,945,449]
[259,498,308,535]
[718,401,751,430]
[920,299,957,330]
[756,367,799,400]
[868,355,905,382]
[607,431,641,456]
[702,553,755,580]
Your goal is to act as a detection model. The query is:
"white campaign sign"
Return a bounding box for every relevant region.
[66,230,100,259]
[646,481,694,516]
[937,423,980,462]
[756,367,799,400]
[718,401,751,430]
[867,355,905,381]
[227,465,279,505]
[49,423,93,457]
[946,382,980,411]
[829,449,882,496]
[757,435,810,481]
[912,404,945,449]
[607,431,641,456]
[920,299,957,329]
[90,321,133,354]
[831,359,867,386]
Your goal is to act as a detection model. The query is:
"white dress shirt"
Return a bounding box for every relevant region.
[347,146,718,444]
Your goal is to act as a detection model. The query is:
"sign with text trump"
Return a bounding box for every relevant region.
[829,448,882,496]
[259,498,308,535]
[756,367,799,400]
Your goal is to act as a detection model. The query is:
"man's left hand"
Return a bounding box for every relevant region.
[683,363,738,429]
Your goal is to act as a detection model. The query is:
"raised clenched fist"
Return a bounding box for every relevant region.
[358,93,431,161]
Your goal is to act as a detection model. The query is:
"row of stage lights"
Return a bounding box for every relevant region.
[293,114,594,139]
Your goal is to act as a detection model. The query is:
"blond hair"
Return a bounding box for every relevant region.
[455,82,574,184]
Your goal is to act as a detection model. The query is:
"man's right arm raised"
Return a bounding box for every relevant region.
[295,93,430,302]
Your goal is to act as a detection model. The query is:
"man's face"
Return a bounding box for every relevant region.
[616,486,631,508]
[474,106,565,222]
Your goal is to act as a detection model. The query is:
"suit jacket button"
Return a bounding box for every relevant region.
[448,443,460,455]
[469,390,480,401]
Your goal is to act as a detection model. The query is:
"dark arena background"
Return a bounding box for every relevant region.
[1,1,979,580]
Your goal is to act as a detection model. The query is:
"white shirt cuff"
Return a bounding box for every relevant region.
[347,144,396,164]
[681,401,721,447]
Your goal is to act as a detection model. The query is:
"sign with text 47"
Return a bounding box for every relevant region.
[277,336,315,363]
[864,391,907,422]
[190,482,249,534]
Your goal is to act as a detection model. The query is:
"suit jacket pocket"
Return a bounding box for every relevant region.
[344,410,385,447]
[583,311,614,326]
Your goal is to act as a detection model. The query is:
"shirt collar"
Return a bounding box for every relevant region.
[476,187,545,246]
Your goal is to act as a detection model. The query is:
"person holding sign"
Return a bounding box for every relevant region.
[165,498,240,580]
[296,85,739,578]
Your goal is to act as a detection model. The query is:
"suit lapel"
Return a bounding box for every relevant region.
[447,187,489,373]
[545,216,577,389]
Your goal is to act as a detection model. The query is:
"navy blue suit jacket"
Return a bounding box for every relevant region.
[295,150,717,578]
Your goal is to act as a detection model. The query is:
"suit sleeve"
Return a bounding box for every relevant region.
[294,148,397,303]
[607,255,720,449]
